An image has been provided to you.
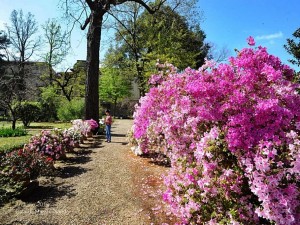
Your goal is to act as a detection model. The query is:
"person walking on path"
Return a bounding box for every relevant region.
[105,109,112,142]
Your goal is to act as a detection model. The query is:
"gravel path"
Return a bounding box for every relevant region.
[0,119,174,225]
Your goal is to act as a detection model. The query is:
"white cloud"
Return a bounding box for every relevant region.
[256,32,283,40]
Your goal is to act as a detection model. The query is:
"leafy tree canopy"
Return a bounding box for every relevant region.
[284,28,300,67]
[116,4,210,71]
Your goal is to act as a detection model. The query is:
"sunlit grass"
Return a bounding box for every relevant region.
[0,121,72,151]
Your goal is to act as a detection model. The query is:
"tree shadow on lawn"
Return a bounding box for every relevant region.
[26,125,53,129]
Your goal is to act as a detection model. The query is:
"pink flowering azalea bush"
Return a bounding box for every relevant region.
[133,39,300,224]
[2,147,54,181]
[63,127,82,146]
[87,119,99,131]
[0,147,55,202]
[25,129,67,160]
[71,119,94,136]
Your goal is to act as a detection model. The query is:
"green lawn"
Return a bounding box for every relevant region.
[0,121,71,129]
[0,121,71,151]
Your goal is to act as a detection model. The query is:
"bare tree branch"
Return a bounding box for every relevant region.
[116,0,166,14]
[81,15,91,30]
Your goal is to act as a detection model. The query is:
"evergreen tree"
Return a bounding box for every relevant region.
[113,4,210,95]
[284,28,300,67]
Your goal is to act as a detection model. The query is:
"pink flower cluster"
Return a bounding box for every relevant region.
[25,129,66,160]
[133,38,300,224]
[25,128,79,160]
[86,119,99,131]
[72,119,90,135]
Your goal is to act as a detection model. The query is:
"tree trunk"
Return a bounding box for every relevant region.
[85,11,103,122]
[113,98,117,117]
[12,118,16,130]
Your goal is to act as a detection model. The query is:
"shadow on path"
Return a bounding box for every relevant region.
[20,183,76,204]
[56,166,90,178]
[112,133,127,137]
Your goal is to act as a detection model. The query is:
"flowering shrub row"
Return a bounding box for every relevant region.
[133,38,300,224]
[0,119,95,203]
[2,147,54,181]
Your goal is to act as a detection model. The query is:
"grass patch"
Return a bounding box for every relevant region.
[0,121,71,129]
[0,122,72,152]
[0,135,31,154]
[27,122,71,129]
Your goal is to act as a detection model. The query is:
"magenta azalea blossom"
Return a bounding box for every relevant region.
[247,36,255,46]
[87,119,99,130]
[133,38,299,224]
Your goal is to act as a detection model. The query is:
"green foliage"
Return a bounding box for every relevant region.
[0,143,26,155]
[100,67,132,103]
[284,28,300,67]
[14,102,40,127]
[57,98,84,122]
[39,86,60,121]
[100,48,133,115]
[0,148,54,205]
[0,126,27,137]
[137,5,210,70]
[111,4,210,95]
[42,18,69,69]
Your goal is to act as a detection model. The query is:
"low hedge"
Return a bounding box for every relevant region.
[0,127,28,137]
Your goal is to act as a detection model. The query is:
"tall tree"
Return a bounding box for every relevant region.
[60,0,166,123]
[208,43,231,63]
[100,46,132,115]
[0,10,39,129]
[6,9,40,98]
[0,31,10,118]
[111,4,210,95]
[0,31,10,63]
[284,28,300,68]
[137,5,210,70]
[108,2,146,96]
[42,18,69,84]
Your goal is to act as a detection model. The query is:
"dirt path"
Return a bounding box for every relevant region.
[0,119,174,225]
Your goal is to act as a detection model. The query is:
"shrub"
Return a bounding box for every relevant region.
[2,147,54,181]
[63,127,82,146]
[0,143,26,155]
[0,147,54,204]
[14,102,40,127]
[57,98,84,122]
[0,127,27,137]
[71,119,92,136]
[133,38,300,224]
[39,86,61,122]
[26,129,66,160]
[39,101,58,122]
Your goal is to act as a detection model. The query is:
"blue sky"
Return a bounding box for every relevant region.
[199,0,300,71]
[0,0,299,71]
